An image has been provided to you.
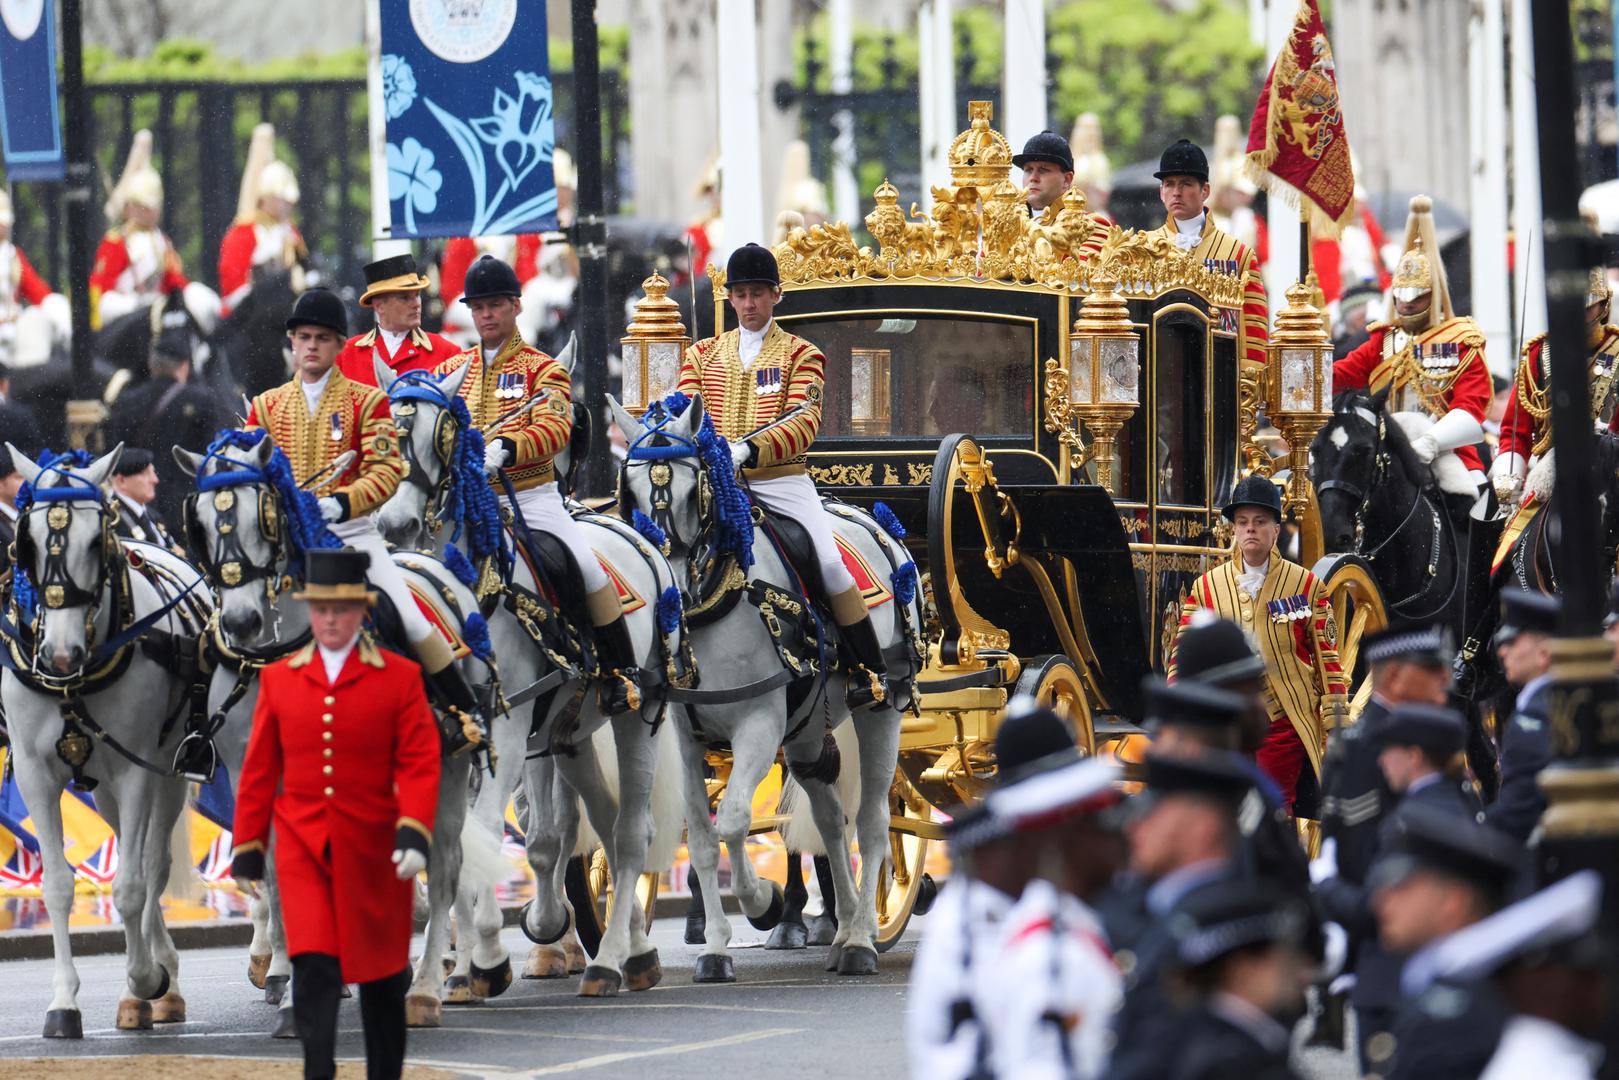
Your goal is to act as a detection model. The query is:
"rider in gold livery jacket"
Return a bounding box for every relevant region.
[677,242,889,709]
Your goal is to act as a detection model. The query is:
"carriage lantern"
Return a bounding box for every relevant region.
[1266,281,1334,517]
[1047,273,1140,494]
[620,272,690,415]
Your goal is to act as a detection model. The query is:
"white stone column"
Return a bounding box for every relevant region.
[918,0,956,209]
[1002,0,1046,149]
[717,0,765,254]
[628,0,718,228]
[1510,0,1546,345]
[1470,0,1512,375]
[828,0,858,224]
[365,0,409,255]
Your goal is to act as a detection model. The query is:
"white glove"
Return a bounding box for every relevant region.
[392,848,427,880]
[1309,837,1338,885]
[1320,921,1349,980]
[1490,451,1525,501]
[317,497,344,523]
[729,441,752,470]
[1409,432,1439,465]
[484,442,510,475]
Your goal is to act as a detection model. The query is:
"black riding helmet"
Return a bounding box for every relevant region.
[461,254,522,302]
[285,288,348,336]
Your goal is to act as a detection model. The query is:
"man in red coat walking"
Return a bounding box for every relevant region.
[336,254,460,385]
[231,548,441,1080]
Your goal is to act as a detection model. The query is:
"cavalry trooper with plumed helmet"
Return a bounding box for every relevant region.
[90,129,194,331]
[678,242,889,709]
[238,288,491,756]
[217,122,307,318]
[435,255,643,714]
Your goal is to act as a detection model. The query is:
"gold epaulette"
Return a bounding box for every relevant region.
[1416,316,1486,350]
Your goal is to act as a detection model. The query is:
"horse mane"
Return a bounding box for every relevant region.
[1340,389,1429,489]
[199,429,339,572]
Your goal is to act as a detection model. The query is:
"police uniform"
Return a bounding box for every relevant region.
[230,549,440,1080]
[1148,139,1269,368]
[1484,590,1559,841]
[1334,196,1490,485]
[435,256,642,713]
[1168,476,1348,811]
[680,243,889,708]
[335,254,462,384]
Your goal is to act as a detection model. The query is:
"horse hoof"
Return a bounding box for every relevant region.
[263,974,289,1006]
[624,949,662,992]
[441,956,455,979]
[837,945,879,976]
[42,1009,83,1039]
[746,881,786,932]
[824,944,844,972]
[692,954,735,984]
[806,913,838,946]
[271,1006,297,1039]
[577,965,622,997]
[442,974,477,1005]
[765,919,808,950]
[247,953,271,989]
[914,874,939,916]
[519,900,570,946]
[151,991,187,1024]
[115,998,153,1031]
[523,944,569,979]
[684,913,705,946]
[405,994,442,1028]
[470,957,513,999]
[563,940,588,974]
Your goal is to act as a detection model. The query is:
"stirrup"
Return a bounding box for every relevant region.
[845,665,888,711]
[599,668,643,715]
[173,732,219,784]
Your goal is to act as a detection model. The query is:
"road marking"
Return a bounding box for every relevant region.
[518,1027,804,1076]
[417,1026,663,1044]
[478,1001,812,1016]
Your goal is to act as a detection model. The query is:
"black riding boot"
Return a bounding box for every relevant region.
[593,614,644,715]
[423,664,490,758]
[838,614,890,711]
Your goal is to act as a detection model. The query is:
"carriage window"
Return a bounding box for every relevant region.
[1153,312,1208,506]
[778,314,1036,438]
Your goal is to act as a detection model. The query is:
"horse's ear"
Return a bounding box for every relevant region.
[7,443,41,487]
[440,359,471,399]
[372,354,399,392]
[1369,385,1391,413]
[252,435,274,466]
[554,331,577,376]
[172,446,204,477]
[606,394,642,442]
[83,442,124,489]
[684,391,705,434]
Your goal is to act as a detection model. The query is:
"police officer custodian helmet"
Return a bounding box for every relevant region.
[285,287,349,336]
[1011,130,1074,173]
[460,254,522,303]
[1154,138,1210,183]
[1221,475,1283,522]
[725,243,780,289]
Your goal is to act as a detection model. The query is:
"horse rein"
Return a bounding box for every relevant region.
[387,371,461,534]
[14,468,123,681]
[188,458,292,602]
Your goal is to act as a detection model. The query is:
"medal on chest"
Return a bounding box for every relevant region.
[496,371,523,400]
[1266,594,1310,623]
[754,366,783,397]
[329,412,343,442]
[1203,257,1240,277]
[1414,340,1460,376]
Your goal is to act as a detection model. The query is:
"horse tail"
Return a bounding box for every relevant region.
[645,713,684,872]
[777,721,861,855]
[458,814,508,897]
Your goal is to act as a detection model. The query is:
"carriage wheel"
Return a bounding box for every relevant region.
[874,772,932,953]
[1012,655,1096,755]
[1311,555,1390,710]
[563,850,660,960]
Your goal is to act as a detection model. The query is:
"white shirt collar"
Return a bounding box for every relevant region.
[1173,212,1206,250]
[482,344,500,365]
[300,367,334,415]
[378,326,409,355]
[1516,672,1554,713]
[738,320,772,368]
[0,499,17,523]
[115,491,147,521]
[317,634,359,683]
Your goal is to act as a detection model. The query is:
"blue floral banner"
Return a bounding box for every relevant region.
[375,0,557,239]
[0,0,63,181]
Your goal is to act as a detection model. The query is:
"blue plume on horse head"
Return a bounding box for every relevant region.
[197,429,340,574]
[389,369,507,567]
[631,391,754,571]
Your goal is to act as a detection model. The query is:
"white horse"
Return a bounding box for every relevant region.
[373,356,685,998]
[610,393,922,980]
[174,431,501,1031]
[2,443,213,1036]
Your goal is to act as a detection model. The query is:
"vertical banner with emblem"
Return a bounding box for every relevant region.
[370,0,557,240]
[0,0,63,181]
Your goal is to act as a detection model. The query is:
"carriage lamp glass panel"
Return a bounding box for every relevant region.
[1069,339,1094,404]
[645,341,682,405]
[1099,336,1140,405]
[1278,346,1324,414]
[622,348,643,412]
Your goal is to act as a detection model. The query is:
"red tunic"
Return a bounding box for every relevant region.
[88,227,188,329]
[337,325,463,384]
[217,217,307,316]
[439,235,542,307]
[1,244,50,306]
[1498,329,1619,461]
[231,639,440,983]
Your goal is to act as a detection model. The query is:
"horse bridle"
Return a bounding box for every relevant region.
[187,459,292,600]
[16,473,120,651]
[388,371,460,535]
[625,416,713,558]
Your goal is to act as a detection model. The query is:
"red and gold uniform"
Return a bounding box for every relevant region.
[338,324,462,384]
[1169,551,1347,810]
[0,242,50,316]
[1149,213,1269,367]
[1499,326,1619,465]
[89,225,188,330]
[245,370,402,516]
[440,235,542,308]
[677,322,826,481]
[217,211,307,317]
[434,329,572,492]
[230,637,440,983]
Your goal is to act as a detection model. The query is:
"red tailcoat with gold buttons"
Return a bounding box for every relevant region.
[231,639,441,983]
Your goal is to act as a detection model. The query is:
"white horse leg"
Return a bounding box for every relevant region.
[516,755,583,977]
[719,721,786,926]
[104,775,166,1029]
[785,733,863,969]
[839,706,903,974]
[607,712,663,992]
[247,891,273,988]
[147,778,188,1022]
[14,748,84,1037]
[409,755,470,1026]
[674,728,733,982]
[265,858,296,1038]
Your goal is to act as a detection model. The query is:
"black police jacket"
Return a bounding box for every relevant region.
[1483,681,1551,841]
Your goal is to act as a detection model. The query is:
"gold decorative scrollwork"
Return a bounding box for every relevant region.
[907,463,934,486]
[808,463,875,486]
[1130,552,1210,575]
[1158,517,1211,541]
[1238,359,1273,477]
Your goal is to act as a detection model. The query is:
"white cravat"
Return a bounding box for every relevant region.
[378,327,408,357]
[482,345,500,366]
[1238,557,1268,598]
[318,634,358,684]
[301,367,334,416]
[738,320,772,368]
[1173,212,1205,250]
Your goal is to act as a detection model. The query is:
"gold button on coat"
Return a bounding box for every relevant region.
[324,786,334,796]
[323,765,333,776]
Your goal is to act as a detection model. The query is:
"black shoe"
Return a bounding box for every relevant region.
[593,615,644,716]
[424,665,490,757]
[838,615,889,711]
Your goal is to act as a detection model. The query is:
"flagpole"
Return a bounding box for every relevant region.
[1298,215,1309,284]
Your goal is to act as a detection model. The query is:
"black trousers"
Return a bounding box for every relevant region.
[291,953,411,1080]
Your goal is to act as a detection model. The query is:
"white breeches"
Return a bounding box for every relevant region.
[748,473,856,595]
[505,481,611,594]
[329,517,433,642]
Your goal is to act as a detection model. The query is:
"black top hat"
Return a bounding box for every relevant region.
[461,254,522,303]
[1141,748,1254,807]
[358,253,431,307]
[1143,676,1252,733]
[285,288,349,336]
[1221,475,1283,522]
[1154,138,1210,183]
[725,243,780,289]
[1172,878,1307,967]
[1012,130,1074,173]
[1373,703,1467,755]
[994,697,1079,786]
[113,448,155,477]
[1495,589,1559,646]
[1368,803,1523,896]
[1363,624,1453,668]
[1173,616,1266,687]
[293,548,376,603]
